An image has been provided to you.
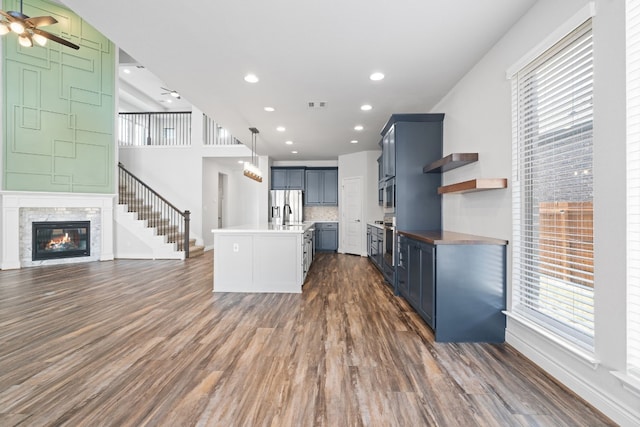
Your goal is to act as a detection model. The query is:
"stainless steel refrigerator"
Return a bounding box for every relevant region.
[269,190,303,225]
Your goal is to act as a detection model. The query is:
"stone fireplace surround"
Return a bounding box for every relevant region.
[1,192,114,269]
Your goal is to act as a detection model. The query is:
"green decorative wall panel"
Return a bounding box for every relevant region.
[3,0,115,193]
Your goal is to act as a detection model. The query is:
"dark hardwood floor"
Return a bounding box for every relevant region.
[0,252,614,426]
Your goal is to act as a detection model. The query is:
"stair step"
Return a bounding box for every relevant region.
[188,245,205,258]
[145,218,171,228]
[136,211,163,221]
[176,238,197,250]
[156,224,179,234]
[167,232,185,243]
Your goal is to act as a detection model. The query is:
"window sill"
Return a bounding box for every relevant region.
[503,310,600,369]
[611,371,640,398]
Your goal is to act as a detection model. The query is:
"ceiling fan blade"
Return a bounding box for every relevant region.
[25,15,57,27]
[0,10,15,20]
[33,28,79,50]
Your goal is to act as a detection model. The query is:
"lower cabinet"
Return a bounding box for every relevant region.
[399,235,506,343]
[315,222,338,252]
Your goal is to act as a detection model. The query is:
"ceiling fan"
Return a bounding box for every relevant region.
[0,0,79,50]
[161,87,181,99]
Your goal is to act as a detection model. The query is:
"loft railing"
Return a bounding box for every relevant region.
[119,112,192,146]
[118,162,191,258]
[203,113,243,145]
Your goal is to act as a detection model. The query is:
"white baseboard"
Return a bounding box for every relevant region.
[507,329,640,426]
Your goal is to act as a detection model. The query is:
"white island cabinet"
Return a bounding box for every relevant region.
[211,223,315,293]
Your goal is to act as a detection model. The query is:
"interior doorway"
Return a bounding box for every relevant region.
[341,176,363,255]
[218,173,228,228]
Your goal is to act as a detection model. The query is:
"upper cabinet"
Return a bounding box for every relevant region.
[271,167,305,190]
[380,113,445,230]
[305,168,338,206]
[382,126,396,179]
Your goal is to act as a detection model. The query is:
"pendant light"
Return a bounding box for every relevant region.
[243,127,263,182]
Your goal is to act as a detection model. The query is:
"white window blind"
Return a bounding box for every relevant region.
[511,19,595,350]
[627,0,640,377]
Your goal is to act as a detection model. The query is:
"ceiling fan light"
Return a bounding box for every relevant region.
[0,21,10,35]
[10,21,25,34]
[32,33,47,46]
[170,91,180,98]
[18,34,32,47]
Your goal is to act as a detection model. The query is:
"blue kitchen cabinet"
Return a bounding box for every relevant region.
[315,222,338,252]
[399,231,507,343]
[380,114,444,232]
[381,124,396,179]
[271,167,305,190]
[305,168,338,206]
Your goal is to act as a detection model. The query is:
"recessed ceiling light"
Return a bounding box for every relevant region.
[123,69,131,74]
[285,140,293,145]
[360,104,373,111]
[238,160,244,164]
[370,72,385,81]
[350,140,359,144]
[264,106,275,112]
[166,99,172,104]
[276,126,286,132]
[354,125,364,131]
[291,150,298,154]
[244,74,259,83]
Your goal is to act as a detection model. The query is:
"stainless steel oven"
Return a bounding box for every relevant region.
[382,216,396,284]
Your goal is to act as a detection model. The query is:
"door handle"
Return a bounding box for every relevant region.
[355,219,361,222]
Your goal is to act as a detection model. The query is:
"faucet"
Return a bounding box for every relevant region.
[283,203,292,224]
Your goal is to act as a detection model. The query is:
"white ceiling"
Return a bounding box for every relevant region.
[60,0,537,161]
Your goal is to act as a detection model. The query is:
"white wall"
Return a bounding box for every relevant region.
[201,156,269,249]
[432,0,637,424]
[338,150,383,255]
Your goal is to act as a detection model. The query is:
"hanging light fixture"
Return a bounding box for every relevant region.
[17,33,31,47]
[243,127,263,182]
[0,21,10,35]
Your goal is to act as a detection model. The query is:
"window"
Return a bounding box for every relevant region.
[511,19,595,350]
[627,0,640,377]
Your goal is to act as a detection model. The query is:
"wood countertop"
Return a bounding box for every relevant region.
[397,230,508,246]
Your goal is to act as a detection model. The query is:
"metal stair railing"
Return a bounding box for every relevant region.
[118,162,191,258]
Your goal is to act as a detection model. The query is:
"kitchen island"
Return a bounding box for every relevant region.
[211,222,315,293]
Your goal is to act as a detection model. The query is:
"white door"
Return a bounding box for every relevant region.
[341,176,363,255]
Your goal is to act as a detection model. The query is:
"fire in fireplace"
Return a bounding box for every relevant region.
[32,221,90,261]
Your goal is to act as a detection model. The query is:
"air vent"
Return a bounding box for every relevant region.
[136,65,145,69]
[308,101,327,109]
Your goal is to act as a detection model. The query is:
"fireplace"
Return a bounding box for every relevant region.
[32,221,91,261]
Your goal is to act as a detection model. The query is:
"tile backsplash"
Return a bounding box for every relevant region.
[304,206,339,221]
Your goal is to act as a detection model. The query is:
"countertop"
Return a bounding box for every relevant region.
[212,222,316,234]
[367,222,385,230]
[398,230,508,246]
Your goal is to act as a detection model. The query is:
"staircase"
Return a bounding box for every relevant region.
[116,163,205,259]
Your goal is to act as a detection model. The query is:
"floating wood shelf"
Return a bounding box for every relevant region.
[423,153,479,173]
[438,178,508,194]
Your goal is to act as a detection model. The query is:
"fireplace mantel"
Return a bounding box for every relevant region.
[0,191,115,269]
